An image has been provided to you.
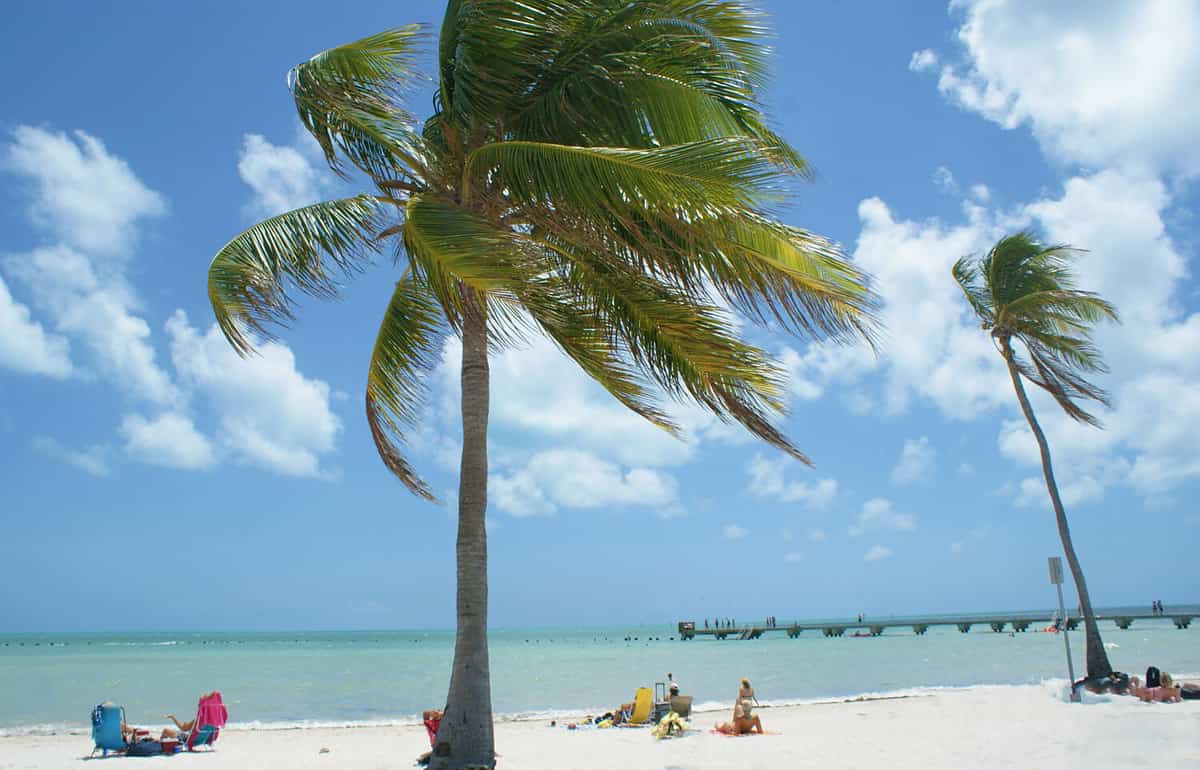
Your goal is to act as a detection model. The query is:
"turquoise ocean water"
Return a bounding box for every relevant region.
[2,610,1197,735]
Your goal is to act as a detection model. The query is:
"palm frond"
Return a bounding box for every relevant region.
[208,195,387,355]
[365,273,442,500]
[290,25,429,179]
[402,193,540,324]
[962,231,1119,425]
[952,255,994,325]
[465,138,781,213]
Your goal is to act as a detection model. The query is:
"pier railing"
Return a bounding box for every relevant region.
[677,605,1199,639]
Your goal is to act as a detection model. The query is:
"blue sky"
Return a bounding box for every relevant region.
[2,1,1198,632]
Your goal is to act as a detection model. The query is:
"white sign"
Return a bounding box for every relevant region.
[1048,556,1064,585]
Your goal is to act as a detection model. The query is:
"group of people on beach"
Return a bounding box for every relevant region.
[1125,667,1197,703]
[1150,600,1167,615]
[713,678,765,736]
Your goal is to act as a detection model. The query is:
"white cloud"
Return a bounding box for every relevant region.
[783,197,1012,420]
[237,133,330,218]
[927,0,1200,178]
[0,275,72,378]
[864,545,893,562]
[437,334,704,467]
[119,412,216,470]
[849,497,915,536]
[5,246,180,406]
[746,452,837,507]
[891,436,936,484]
[932,165,958,194]
[723,524,749,540]
[807,528,827,542]
[32,436,111,477]
[908,48,938,72]
[166,311,341,478]
[784,551,804,563]
[3,127,165,256]
[488,449,679,517]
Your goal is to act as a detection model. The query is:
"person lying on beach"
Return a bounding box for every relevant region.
[1128,673,1183,703]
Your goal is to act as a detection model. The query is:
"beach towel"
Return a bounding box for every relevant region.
[424,715,441,747]
[186,692,228,751]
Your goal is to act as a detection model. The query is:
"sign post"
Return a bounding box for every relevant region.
[1048,556,1080,702]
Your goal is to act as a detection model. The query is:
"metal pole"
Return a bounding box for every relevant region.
[1055,580,1079,702]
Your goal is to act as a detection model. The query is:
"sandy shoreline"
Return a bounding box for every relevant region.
[2,684,1197,769]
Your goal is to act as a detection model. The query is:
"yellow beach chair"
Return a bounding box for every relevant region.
[624,687,653,725]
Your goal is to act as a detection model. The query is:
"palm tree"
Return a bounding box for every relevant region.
[208,3,876,766]
[952,232,1119,682]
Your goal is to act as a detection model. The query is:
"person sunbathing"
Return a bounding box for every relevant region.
[160,691,218,741]
[714,698,763,735]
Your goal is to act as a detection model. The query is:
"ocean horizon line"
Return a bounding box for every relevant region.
[2,602,1196,636]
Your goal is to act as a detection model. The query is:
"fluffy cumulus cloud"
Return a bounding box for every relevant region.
[746,452,837,507]
[0,275,72,377]
[5,246,181,406]
[237,133,330,218]
[432,329,757,518]
[489,449,680,518]
[166,311,341,478]
[3,127,166,256]
[2,125,342,479]
[925,0,1200,178]
[3,127,177,407]
[785,196,1011,419]
[849,497,915,537]
[891,436,935,485]
[119,412,216,471]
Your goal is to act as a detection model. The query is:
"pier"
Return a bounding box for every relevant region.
[677,606,1199,640]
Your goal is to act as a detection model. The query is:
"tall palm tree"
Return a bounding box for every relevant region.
[208,3,876,766]
[953,232,1119,682]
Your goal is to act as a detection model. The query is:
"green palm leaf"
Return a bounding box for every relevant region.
[290,25,429,179]
[365,274,442,500]
[465,138,780,213]
[207,195,387,355]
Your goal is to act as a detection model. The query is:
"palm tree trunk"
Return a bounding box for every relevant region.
[1000,336,1112,680]
[430,300,495,770]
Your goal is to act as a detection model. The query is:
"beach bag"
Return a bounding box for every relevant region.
[126,739,164,756]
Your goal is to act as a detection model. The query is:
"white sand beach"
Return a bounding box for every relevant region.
[3,684,1196,770]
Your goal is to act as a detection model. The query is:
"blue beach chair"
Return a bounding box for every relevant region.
[90,702,128,757]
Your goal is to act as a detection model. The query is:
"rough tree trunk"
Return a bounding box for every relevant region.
[430,301,495,769]
[1001,336,1112,680]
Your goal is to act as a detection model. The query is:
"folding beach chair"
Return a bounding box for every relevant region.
[622,687,653,725]
[90,702,128,757]
[183,691,228,751]
[669,695,693,719]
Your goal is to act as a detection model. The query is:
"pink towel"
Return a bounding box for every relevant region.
[187,692,229,750]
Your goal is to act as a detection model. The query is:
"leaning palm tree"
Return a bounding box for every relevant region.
[953,232,1119,682]
[208,2,876,766]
